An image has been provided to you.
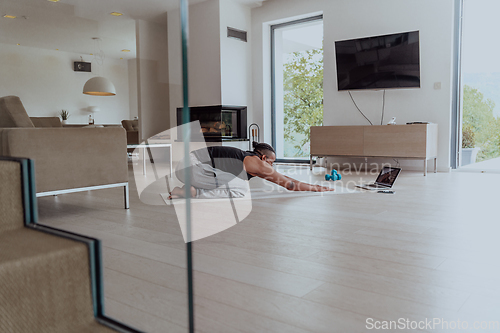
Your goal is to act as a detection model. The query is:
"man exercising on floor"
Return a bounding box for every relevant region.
[168,142,334,199]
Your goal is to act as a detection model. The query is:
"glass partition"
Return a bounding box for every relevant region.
[1,0,191,331]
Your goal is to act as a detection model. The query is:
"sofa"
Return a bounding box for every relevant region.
[0,96,129,208]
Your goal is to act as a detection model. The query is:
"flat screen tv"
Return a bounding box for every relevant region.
[335,30,420,91]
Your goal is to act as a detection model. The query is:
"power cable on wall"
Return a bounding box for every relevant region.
[348,91,373,125]
[348,90,387,126]
[380,90,386,125]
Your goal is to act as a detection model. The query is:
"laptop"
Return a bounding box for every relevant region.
[356,166,402,190]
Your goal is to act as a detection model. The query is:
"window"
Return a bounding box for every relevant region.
[459,0,500,170]
[271,16,323,160]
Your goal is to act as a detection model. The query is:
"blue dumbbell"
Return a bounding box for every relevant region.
[325,169,341,181]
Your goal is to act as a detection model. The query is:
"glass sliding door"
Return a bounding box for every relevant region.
[460,0,500,171]
[272,16,323,160]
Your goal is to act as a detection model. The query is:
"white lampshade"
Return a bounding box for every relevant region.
[83,76,116,96]
[88,106,100,112]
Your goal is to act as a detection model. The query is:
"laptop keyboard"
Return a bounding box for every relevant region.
[367,184,390,189]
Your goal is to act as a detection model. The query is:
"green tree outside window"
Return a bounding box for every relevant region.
[462,84,500,162]
[283,46,323,157]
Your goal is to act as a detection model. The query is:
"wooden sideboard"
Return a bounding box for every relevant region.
[310,124,438,175]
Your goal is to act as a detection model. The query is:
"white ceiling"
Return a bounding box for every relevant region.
[0,0,266,60]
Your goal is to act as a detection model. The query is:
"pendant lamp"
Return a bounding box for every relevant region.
[83,38,116,96]
[83,77,116,96]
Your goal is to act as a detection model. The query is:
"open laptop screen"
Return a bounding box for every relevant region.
[375,167,401,186]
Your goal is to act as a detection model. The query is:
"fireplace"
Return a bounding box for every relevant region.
[176,105,247,142]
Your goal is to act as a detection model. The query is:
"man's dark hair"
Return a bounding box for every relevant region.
[252,141,275,158]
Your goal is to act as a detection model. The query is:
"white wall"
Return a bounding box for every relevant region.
[219,0,252,113]
[167,0,222,132]
[168,0,254,132]
[251,0,456,171]
[188,0,222,107]
[167,9,182,130]
[0,43,131,124]
[128,58,138,119]
[136,19,170,141]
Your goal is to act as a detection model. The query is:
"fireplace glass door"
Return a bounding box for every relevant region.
[177,105,247,142]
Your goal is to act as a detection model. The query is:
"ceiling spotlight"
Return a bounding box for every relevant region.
[47,0,61,2]
[3,15,17,19]
[121,49,130,52]
[16,43,20,46]
[110,12,123,16]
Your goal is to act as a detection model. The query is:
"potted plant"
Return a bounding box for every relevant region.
[59,109,69,125]
[461,124,480,166]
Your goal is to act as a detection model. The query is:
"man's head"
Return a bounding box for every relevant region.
[252,141,276,166]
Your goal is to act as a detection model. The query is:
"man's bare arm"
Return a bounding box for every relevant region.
[244,156,333,192]
[282,174,333,192]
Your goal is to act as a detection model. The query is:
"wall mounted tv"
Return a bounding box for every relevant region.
[335,30,420,91]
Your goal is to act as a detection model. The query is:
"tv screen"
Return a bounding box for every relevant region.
[335,31,420,91]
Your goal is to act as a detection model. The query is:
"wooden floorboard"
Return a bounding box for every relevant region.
[37,166,500,332]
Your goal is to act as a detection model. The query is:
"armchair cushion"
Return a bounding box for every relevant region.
[30,117,63,128]
[0,96,35,128]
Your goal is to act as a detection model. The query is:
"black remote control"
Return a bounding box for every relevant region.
[377,190,395,194]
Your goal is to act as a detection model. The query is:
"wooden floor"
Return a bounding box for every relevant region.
[461,156,500,173]
[37,165,500,333]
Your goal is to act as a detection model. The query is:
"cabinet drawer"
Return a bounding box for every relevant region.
[363,125,427,158]
[310,126,364,156]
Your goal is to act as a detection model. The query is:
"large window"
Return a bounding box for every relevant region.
[272,16,323,160]
[460,0,500,170]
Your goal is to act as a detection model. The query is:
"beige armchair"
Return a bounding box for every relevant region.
[0,96,129,208]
